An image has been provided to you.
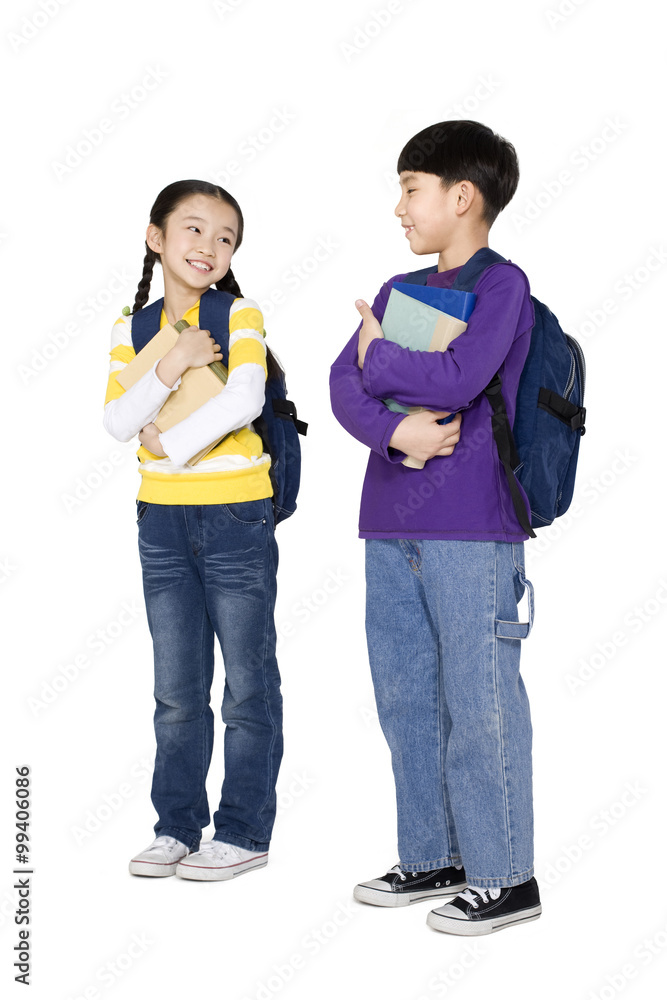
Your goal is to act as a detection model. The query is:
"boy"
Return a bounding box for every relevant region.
[329,120,541,935]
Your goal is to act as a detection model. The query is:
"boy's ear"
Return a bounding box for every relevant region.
[454,181,476,215]
[146,224,162,254]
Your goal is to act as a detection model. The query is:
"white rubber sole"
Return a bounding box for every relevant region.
[353,883,467,907]
[175,854,268,882]
[426,903,542,935]
[128,858,183,877]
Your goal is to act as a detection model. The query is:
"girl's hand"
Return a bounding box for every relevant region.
[173,326,223,369]
[356,299,384,368]
[156,326,223,388]
[389,410,462,462]
[138,422,166,456]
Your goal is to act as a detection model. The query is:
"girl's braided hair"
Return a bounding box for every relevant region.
[132,179,282,382]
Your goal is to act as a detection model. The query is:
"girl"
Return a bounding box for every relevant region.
[103,180,283,882]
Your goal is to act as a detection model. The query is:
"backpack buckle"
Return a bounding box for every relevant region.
[571,406,586,432]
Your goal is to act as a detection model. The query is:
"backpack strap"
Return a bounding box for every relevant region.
[199,287,235,368]
[538,387,586,432]
[130,298,164,353]
[452,247,507,291]
[130,287,235,365]
[272,397,308,436]
[485,373,535,538]
[400,248,508,290]
[400,264,438,285]
[452,249,536,537]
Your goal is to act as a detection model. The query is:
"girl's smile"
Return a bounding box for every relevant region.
[146,192,239,296]
[186,258,214,273]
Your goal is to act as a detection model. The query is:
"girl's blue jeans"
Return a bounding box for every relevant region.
[365,538,535,888]
[136,497,282,853]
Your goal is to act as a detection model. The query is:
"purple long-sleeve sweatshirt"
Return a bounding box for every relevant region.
[329,256,535,541]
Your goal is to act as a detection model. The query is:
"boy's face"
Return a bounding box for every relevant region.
[395,171,463,254]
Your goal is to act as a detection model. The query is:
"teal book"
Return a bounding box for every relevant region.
[379,284,477,468]
[380,287,477,415]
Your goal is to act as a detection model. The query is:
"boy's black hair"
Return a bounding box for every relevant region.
[396,121,519,227]
[132,178,281,380]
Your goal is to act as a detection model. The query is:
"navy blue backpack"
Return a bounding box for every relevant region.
[130,286,307,525]
[402,248,586,537]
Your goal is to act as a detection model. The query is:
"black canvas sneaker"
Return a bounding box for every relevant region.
[426,876,542,934]
[354,864,467,907]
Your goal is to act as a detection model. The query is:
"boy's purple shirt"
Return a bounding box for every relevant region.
[329,258,535,541]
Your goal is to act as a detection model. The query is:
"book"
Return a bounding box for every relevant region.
[390,281,476,322]
[380,284,477,469]
[116,320,228,465]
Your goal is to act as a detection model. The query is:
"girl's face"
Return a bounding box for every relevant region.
[147,193,240,294]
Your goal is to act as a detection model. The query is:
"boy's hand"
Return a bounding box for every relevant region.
[389,410,462,462]
[356,299,384,368]
[138,422,166,457]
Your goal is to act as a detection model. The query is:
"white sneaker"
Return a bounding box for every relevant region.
[129,836,189,877]
[176,840,268,881]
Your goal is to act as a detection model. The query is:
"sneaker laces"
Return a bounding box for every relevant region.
[195,840,242,861]
[458,886,502,908]
[388,864,419,882]
[152,836,180,849]
[142,836,187,858]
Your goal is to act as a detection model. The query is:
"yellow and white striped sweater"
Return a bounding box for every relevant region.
[103,296,273,505]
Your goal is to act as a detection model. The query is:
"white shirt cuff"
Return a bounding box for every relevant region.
[158,363,266,467]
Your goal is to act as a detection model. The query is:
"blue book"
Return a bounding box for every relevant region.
[391,281,476,322]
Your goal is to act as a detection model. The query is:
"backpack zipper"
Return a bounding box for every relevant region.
[564,334,586,401]
[563,350,575,400]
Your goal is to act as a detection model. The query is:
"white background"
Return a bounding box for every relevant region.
[2,0,666,997]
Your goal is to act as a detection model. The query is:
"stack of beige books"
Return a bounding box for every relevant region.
[116,320,228,464]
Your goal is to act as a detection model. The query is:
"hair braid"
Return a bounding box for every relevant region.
[132,248,157,314]
[215,267,242,298]
[216,268,283,382]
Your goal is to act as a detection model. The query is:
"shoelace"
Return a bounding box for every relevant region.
[458,886,502,908]
[195,840,242,860]
[387,864,417,882]
[388,863,463,882]
[148,836,185,856]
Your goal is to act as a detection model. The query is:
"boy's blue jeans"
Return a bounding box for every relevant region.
[365,538,535,888]
[136,498,282,853]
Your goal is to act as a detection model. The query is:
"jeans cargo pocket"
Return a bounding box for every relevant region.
[495,542,535,640]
